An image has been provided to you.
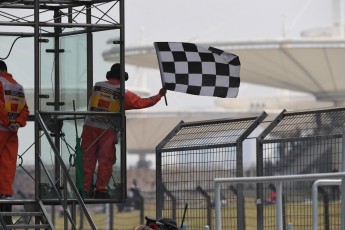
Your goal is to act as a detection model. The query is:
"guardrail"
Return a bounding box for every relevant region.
[311,179,342,230]
[214,172,345,230]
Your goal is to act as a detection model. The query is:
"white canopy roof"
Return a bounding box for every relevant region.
[102,38,345,155]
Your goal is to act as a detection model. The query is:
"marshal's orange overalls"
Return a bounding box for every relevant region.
[0,72,29,196]
[81,78,163,193]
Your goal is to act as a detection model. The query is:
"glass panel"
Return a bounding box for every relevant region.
[40,38,55,112]
[60,34,87,111]
[59,34,88,199]
[39,36,59,200]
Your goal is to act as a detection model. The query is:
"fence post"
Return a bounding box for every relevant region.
[276,181,283,230]
[340,124,345,230]
[318,187,330,230]
[215,182,221,230]
[312,181,319,230]
[138,193,144,224]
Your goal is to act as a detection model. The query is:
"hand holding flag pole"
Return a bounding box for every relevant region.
[154,44,169,106]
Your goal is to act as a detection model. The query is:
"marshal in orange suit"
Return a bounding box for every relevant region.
[0,60,29,198]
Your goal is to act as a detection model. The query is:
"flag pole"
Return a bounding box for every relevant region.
[163,89,168,106]
[164,96,167,105]
[161,82,167,106]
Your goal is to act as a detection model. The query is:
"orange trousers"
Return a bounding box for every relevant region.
[81,125,117,193]
[0,130,18,195]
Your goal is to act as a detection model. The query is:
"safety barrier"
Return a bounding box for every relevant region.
[214,172,345,230]
[157,107,345,229]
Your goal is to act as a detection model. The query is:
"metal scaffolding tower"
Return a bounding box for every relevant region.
[0,1,126,229]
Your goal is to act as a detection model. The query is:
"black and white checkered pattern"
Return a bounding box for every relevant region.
[154,42,240,98]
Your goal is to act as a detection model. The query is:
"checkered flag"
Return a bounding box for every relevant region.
[154,42,240,98]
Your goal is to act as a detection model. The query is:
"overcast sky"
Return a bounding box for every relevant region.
[111,0,333,111]
[124,0,332,44]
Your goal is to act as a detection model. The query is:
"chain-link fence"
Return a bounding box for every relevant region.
[257,107,345,229]
[156,107,345,230]
[156,113,267,230]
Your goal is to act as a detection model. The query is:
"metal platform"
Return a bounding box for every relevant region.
[0,0,121,37]
[1,0,112,7]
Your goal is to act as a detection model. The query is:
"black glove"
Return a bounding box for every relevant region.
[159,87,167,96]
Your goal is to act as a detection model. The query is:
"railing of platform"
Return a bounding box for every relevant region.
[214,172,345,230]
[36,111,97,229]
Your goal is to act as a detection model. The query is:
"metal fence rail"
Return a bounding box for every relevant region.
[214,172,345,230]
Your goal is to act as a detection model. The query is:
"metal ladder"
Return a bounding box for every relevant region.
[0,199,53,230]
